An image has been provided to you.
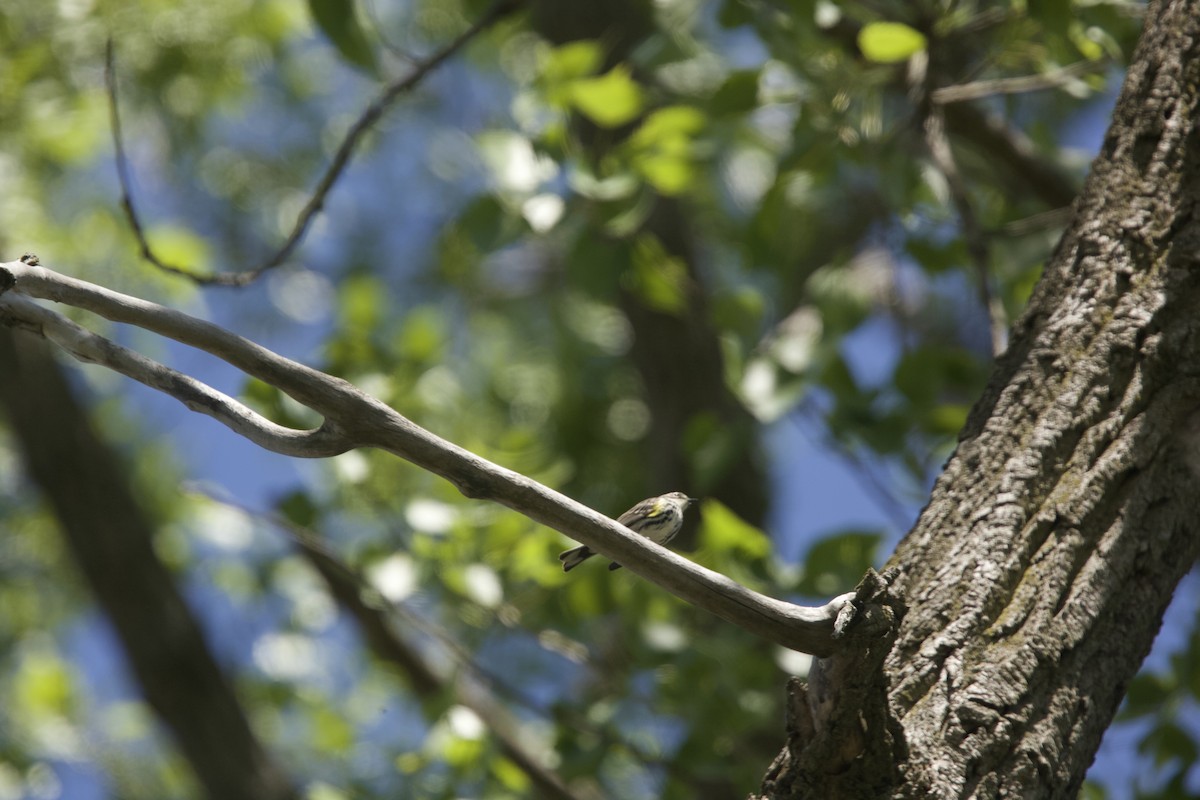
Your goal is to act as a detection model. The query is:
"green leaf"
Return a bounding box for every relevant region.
[16,651,75,717]
[568,65,645,128]
[629,106,706,149]
[277,490,320,528]
[541,40,604,85]
[634,153,695,195]
[905,235,966,275]
[710,69,761,116]
[307,0,379,75]
[1138,721,1198,768]
[926,403,969,436]
[625,235,689,315]
[398,307,446,362]
[858,22,927,64]
[339,274,384,331]
[795,530,881,596]
[29,92,107,163]
[1120,672,1176,719]
[311,704,354,754]
[143,225,211,275]
[698,499,771,559]
[491,757,532,792]
[625,106,706,194]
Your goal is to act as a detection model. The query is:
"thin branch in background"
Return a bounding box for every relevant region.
[788,402,916,534]
[104,39,196,282]
[190,486,647,800]
[943,102,1080,209]
[0,329,297,800]
[932,59,1107,105]
[913,54,1007,356]
[105,0,522,287]
[996,206,1075,237]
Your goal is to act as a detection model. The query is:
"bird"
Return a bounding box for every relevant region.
[559,491,698,572]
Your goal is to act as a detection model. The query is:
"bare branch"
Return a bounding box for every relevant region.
[922,107,1006,355]
[106,0,522,287]
[943,102,1080,209]
[298,551,579,797]
[0,294,344,458]
[104,40,197,281]
[0,259,858,656]
[932,59,1107,104]
[992,205,1074,238]
[787,405,915,533]
[215,499,584,800]
[911,55,1007,356]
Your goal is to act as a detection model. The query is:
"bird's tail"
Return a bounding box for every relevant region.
[559,545,594,572]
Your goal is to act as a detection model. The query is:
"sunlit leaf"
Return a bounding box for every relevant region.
[491,757,532,792]
[634,153,695,194]
[29,91,107,163]
[625,235,689,314]
[398,307,446,362]
[926,403,969,435]
[311,704,354,754]
[143,225,211,275]
[568,65,645,128]
[16,651,74,717]
[858,22,927,64]
[698,499,771,559]
[629,106,706,149]
[541,40,604,85]
[339,274,384,331]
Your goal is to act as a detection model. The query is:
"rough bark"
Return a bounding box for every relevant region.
[756,0,1200,796]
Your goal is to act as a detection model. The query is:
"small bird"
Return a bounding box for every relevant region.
[559,491,698,572]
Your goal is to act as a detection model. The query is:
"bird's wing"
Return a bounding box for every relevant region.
[617,497,660,526]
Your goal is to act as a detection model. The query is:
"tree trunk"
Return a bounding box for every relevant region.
[757,0,1200,796]
[0,329,297,800]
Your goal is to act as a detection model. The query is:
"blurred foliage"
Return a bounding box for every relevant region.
[0,0,1193,798]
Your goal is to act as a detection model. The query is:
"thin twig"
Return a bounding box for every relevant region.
[106,0,522,287]
[188,489,581,800]
[788,403,916,533]
[924,107,1005,354]
[996,206,1074,237]
[943,102,1079,209]
[913,55,1007,356]
[932,59,1106,105]
[105,39,196,281]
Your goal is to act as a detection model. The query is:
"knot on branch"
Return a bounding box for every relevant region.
[756,568,906,800]
[833,566,906,644]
